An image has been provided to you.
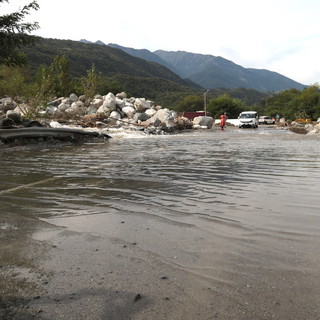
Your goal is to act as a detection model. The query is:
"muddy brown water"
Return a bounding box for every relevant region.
[1,127,320,319]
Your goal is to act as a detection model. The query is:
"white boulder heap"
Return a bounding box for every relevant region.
[1,93,202,132]
[46,92,198,131]
[306,122,320,134]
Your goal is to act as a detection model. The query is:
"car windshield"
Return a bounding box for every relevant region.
[240,113,256,119]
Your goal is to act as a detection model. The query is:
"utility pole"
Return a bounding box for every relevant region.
[204,90,209,116]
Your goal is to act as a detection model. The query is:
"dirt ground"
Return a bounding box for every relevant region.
[1,214,225,320]
[2,208,320,320]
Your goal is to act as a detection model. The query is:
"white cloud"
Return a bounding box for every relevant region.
[2,0,320,84]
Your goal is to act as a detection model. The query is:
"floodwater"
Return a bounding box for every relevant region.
[1,126,320,319]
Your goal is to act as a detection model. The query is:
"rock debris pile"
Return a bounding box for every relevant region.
[1,92,213,133]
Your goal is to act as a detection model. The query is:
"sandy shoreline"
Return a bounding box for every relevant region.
[2,207,320,320]
[1,213,225,320]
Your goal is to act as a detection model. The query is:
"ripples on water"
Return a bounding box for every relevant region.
[1,128,320,227]
[1,127,320,317]
[1,127,320,234]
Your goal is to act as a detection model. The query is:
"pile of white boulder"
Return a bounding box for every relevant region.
[289,120,320,135]
[1,92,215,131]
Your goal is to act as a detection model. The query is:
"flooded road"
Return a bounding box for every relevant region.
[1,126,320,319]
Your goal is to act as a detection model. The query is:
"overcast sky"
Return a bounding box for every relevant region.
[3,0,320,85]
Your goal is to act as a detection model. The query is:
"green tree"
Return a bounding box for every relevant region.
[293,85,320,119]
[0,0,40,66]
[80,64,107,97]
[53,55,72,96]
[257,86,320,120]
[35,64,55,103]
[33,55,74,103]
[175,95,203,112]
[207,94,245,118]
[0,64,26,96]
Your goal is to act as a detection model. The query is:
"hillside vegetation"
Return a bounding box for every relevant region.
[18,38,203,106]
[1,37,269,108]
[23,38,185,81]
[1,37,319,120]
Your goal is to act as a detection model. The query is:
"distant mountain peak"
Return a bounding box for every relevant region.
[107,43,179,75]
[79,39,92,44]
[79,39,106,46]
[79,40,306,92]
[95,40,106,45]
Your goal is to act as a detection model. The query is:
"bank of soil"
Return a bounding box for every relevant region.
[0,216,52,319]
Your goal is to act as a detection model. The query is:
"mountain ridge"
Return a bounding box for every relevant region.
[23,38,195,86]
[22,37,202,103]
[103,42,306,92]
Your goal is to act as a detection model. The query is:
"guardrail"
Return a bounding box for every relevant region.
[0,127,109,141]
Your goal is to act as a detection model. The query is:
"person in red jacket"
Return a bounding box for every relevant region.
[220,112,227,130]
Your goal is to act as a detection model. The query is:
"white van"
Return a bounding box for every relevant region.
[238,111,259,128]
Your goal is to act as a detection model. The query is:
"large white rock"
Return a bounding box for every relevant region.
[193,116,214,129]
[69,93,79,102]
[116,92,127,99]
[116,98,126,109]
[50,121,64,128]
[61,97,72,105]
[304,123,314,132]
[58,103,70,112]
[87,105,99,115]
[142,108,176,127]
[46,106,58,114]
[122,106,136,118]
[79,95,86,102]
[134,98,151,112]
[90,98,103,109]
[145,108,157,117]
[97,105,109,114]
[308,122,320,134]
[102,92,117,111]
[0,97,16,111]
[110,110,121,120]
[66,101,86,115]
[72,101,85,108]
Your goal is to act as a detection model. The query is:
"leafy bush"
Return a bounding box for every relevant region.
[257,85,320,120]
[175,95,204,112]
[207,94,245,118]
[0,65,27,97]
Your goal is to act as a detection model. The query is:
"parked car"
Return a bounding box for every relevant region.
[258,116,275,125]
[238,111,259,128]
